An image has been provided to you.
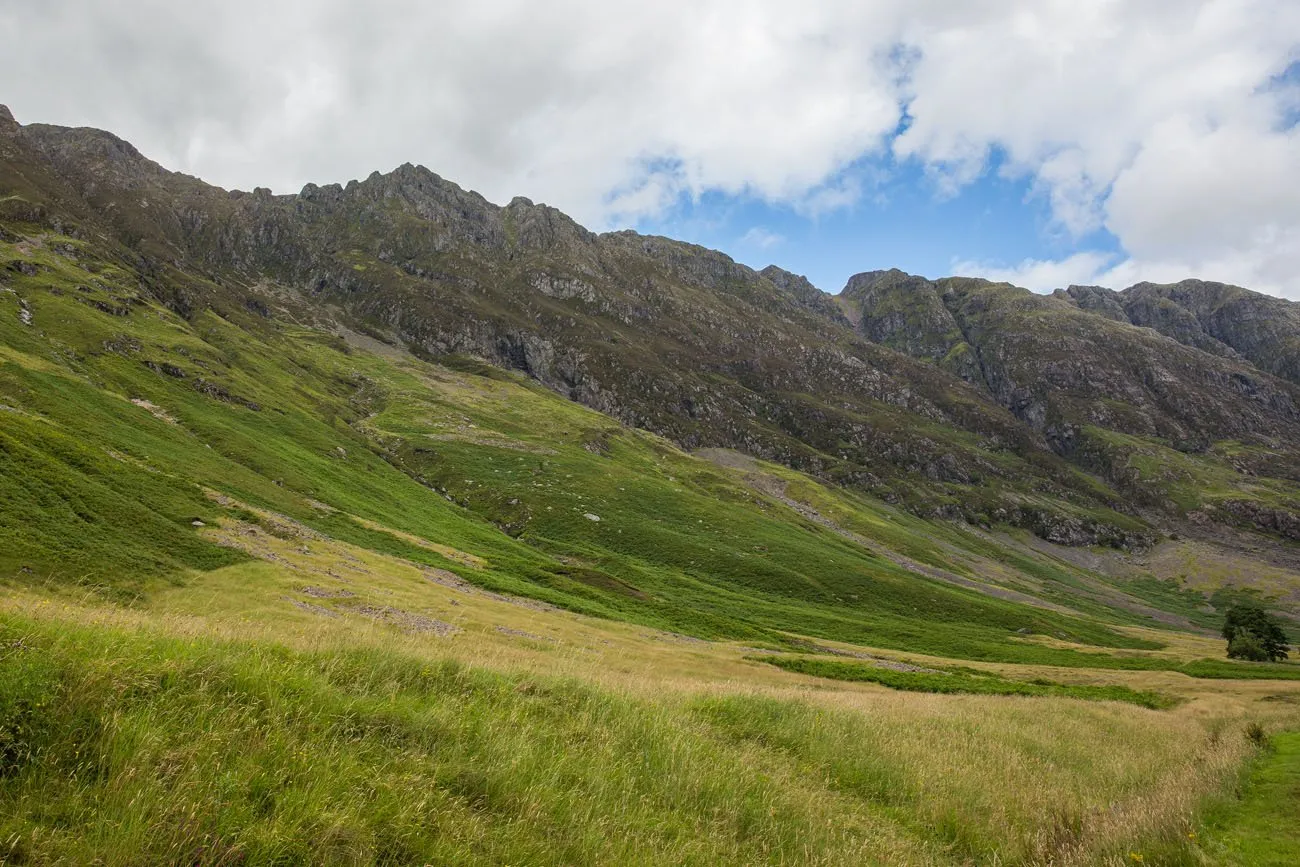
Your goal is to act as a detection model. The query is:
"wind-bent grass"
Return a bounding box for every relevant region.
[0,610,933,867]
[687,690,1262,867]
[0,606,1280,866]
[753,655,1178,709]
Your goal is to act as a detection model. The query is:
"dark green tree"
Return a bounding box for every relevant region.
[1226,631,1269,662]
[1222,602,1291,662]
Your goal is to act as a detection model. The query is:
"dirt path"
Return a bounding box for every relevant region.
[1197,731,1300,864]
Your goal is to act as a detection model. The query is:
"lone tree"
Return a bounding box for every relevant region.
[1222,602,1291,662]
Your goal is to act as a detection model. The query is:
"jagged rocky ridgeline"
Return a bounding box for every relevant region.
[3,103,1299,548]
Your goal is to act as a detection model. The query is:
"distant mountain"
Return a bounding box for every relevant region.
[841,271,1300,450]
[4,103,1300,550]
[1058,280,1300,386]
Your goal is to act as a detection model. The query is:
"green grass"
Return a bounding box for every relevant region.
[1197,732,1300,865]
[752,655,1178,709]
[2,223,1297,866]
[880,640,1300,680]
[0,610,1264,866]
[0,230,1179,665]
[0,612,920,866]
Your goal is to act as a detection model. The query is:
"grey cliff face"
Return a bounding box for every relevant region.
[1054,285,1129,323]
[1120,280,1300,385]
[759,265,850,324]
[843,271,1300,447]
[839,269,982,384]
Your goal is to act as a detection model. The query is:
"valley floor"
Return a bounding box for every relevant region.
[2,550,1298,866]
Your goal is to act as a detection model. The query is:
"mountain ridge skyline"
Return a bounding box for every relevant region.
[3,102,1285,305]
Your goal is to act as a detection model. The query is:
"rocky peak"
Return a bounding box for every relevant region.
[23,124,150,169]
[601,232,753,289]
[1124,278,1243,309]
[1055,285,1129,322]
[504,194,596,251]
[837,270,984,384]
[759,265,818,298]
[351,162,489,213]
[840,268,919,297]
[842,270,956,346]
[298,181,345,204]
[0,104,18,137]
[1120,279,1300,384]
[1118,280,1238,359]
[759,265,848,324]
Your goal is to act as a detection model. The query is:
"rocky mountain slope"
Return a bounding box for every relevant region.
[1059,280,1300,386]
[4,104,1300,556]
[839,270,1300,542]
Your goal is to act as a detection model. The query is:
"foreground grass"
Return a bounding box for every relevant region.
[1197,732,1300,866]
[0,606,1278,866]
[754,656,1178,709]
[0,611,930,866]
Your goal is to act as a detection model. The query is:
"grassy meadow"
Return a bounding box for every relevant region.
[2,226,1300,863]
[2,577,1296,866]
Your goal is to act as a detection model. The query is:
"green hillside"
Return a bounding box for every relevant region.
[0,226,1166,657]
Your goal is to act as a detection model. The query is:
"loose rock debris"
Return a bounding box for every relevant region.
[423,569,559,612]
[299,585,356,599]
[494,625,554,642]
[286,598,341,618]
[355,605,459,636]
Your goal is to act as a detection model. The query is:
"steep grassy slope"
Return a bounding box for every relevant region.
[0,223,1191,663]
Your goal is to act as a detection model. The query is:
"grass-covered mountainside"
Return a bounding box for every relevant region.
[3,104,1300,864]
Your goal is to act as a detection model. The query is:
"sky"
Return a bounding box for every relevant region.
[1,1,1298,297]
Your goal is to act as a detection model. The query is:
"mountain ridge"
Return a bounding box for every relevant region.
[4,105,1300,553]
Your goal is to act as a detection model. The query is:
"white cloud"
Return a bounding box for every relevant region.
[739,227,785,249]
[0,0,908,227]
[951,251,1119,293]
[1,0,1298,295]
[894,0,1300,298]
[959,99,1300,300]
